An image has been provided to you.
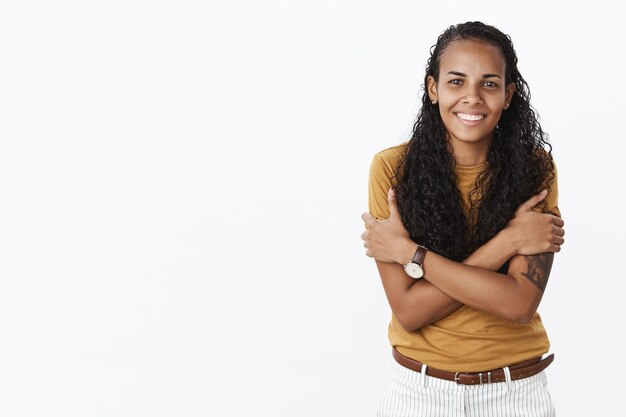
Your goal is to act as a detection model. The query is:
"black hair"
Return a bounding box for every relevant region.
[394,21,555,262]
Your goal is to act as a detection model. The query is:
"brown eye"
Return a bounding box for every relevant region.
[450,79,463,85]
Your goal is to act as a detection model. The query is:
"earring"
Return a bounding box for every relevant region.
[431,99,437,105]
[504,103,509,110]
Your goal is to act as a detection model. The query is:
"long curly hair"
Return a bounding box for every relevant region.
[394,21,555,263]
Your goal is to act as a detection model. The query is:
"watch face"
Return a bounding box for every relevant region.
[404,263,424,279]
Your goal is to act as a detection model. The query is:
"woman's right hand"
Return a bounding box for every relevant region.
[504,190,565,255]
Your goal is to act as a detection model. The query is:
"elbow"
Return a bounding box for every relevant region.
[506,303,538,324]
[397,317,421,333]
[513,311,535,324]
[395,310,426,333]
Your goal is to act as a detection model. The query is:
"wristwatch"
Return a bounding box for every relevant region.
[403,245,428,279]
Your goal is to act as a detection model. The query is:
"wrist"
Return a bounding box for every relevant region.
[398,239,419,265]
[497,228,519,259]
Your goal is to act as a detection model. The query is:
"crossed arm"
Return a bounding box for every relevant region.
[363,190,564,331]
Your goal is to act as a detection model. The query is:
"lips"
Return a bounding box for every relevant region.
[456,112,485,121]
[455,112,486,126]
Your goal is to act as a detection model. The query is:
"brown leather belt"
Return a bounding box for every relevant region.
[392,348,554,385]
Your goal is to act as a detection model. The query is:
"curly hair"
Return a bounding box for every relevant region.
[393,21,555,264]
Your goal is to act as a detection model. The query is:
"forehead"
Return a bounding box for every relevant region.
[439,39,506,76]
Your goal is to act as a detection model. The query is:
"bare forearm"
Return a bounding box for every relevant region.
[421,251,549,323]
[366,189,562,330]
[398,229,517,329]
[462,228,517,271]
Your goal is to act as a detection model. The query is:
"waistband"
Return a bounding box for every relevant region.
[392,347,554,385]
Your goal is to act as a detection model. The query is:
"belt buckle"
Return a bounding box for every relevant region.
[456,371,493,385]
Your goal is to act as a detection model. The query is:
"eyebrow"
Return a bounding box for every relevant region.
[447,71,502,79]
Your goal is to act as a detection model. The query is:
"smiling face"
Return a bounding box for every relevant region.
[427,38,515,164]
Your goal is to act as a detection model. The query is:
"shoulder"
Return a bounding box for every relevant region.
[370,142,409,177]
[545,159,560,217]
[532,148,561,217]
[368,142,409,219]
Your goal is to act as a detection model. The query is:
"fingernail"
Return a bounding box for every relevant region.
[541,189,547,195]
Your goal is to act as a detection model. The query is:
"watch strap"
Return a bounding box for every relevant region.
[410,245,428,266]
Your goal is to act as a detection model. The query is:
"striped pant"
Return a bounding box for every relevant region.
[377,360,555,417]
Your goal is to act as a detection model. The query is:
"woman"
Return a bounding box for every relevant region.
[361,22,565,416]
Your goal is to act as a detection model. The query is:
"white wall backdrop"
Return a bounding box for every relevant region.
[0,1,623,416]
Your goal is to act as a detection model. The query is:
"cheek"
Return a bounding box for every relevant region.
[438,107,451,122]
[438,101,456,120]
[490,94,507,106]
[437,91,462,109]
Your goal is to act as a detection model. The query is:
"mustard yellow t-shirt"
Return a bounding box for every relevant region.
[368,142,560,372]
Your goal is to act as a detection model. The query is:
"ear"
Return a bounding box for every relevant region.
[505,82,516,105]
[427,75,438,103]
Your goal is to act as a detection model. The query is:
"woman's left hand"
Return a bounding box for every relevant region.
[361,189,417,264]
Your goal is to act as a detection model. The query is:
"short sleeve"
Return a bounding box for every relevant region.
[368,154,394,221]
[534,161,561,218]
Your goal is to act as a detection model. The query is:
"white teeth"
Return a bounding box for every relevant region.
[457,113,484,121]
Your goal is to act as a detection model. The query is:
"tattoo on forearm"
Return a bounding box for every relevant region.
[522,254,554,291]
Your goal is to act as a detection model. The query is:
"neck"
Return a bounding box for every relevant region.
[448,136,492,166]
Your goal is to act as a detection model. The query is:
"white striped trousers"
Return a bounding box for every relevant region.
[377,360,556,417]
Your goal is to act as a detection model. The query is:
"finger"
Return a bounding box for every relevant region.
[516,189,548,214]
[553,235,565,245]
[360,230,368,241]
[551,216,564,227]
[361,212,375,224]
[549,244,562,253]
[387,188,401,220]
[553,225,565,237]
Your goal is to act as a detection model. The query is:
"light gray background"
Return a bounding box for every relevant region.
[0,1,623,416]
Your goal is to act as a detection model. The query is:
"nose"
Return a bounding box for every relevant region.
[462,86,482,104]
